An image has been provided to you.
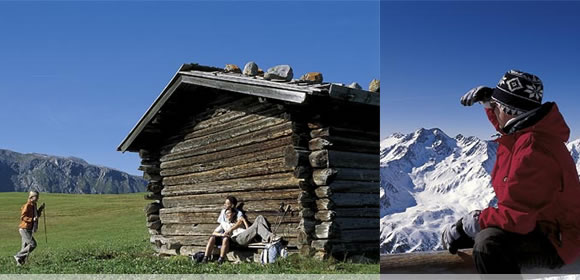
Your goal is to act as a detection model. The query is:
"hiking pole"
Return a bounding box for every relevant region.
[272,205,291,235]
[43,207,47,244]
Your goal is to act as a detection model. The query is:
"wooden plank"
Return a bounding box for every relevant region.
[313,168,379,186]
[161,200,300,214]
[162,190,301,208]
[309,150,378,169]
[308,137,379,154]
[162,157,292,186]
[160,135,292,169]
[168,114,289,154]
[334,218,378,230]
[160,211,301,224]
[284,147,310,168]
[160,122,294,162]
[316,208,378,220]
[318,181,379,194]
[310,127,379,140]
[184,105,284,141]
[314,222,337,239]
[315,193,378,209]
[328,84,379,106]
[380,249,475,274]
[180,73,308,104]
[161,223,299,237]
[338,229,379,242]
[144,202,162,215]
[161,173,300,197]
[160,145,287,177]
[311,240,378,254]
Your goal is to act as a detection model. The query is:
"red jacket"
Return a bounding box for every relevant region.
[479,102,580,264]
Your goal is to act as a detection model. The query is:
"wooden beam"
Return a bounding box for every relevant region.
[309,150,378,169]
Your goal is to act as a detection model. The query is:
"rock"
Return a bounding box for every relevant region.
[264,65,293,81]
[299,72,323,83]
[348,82,362,90]
[369,79,380,92]
[243,61,259,76]
[224,64,241,73]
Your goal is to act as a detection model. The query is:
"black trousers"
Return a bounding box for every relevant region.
[473,227,564,274]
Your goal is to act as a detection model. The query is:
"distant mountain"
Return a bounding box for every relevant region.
[380,128,580,254]
[0,149,146,194]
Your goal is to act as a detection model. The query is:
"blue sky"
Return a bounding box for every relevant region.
[381,1,580,141]
[0,1,379,176]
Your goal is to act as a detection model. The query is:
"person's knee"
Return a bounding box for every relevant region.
[474,227,507,254]
[256,215,265,222]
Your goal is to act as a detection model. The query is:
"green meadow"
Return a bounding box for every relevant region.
[0,192,378,274]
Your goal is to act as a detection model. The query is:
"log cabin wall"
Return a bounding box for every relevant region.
[142,92,309,256]
[299,99,380,260]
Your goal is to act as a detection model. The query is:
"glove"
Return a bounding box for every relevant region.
[442,218,475,254]
[460,86,493,106]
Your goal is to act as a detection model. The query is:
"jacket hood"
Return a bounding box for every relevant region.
[504,102,570,142]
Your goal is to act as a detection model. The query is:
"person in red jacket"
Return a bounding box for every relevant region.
[14,191,44,266]
[442,70,580,273]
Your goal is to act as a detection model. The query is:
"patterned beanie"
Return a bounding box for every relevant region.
[492,70,543,115]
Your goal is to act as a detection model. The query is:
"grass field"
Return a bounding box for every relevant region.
[0,192,378,274]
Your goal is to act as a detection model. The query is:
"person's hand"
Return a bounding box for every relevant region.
[33,217,38,222]
[223,231,231,237]
[441,218,474,254]
[460,86,493,106]
[38,203,45,211]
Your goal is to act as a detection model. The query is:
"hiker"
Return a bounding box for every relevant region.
[217,196,248,228]
[203,201,281,264]
[14,191,45,266]
[442,70,580,273]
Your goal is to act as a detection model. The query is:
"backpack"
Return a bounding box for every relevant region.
[260,241,286,264]
[190,251,205,263]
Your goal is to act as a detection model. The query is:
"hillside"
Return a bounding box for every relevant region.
[0,149,146,194]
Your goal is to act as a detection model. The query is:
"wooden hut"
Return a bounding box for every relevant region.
[117,63,379,260]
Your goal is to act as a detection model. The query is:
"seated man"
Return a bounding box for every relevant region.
[203,208,281,264]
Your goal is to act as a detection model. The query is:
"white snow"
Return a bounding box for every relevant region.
[380,128,580,254]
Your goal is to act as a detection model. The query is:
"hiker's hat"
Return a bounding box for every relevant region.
[491,69,543,115]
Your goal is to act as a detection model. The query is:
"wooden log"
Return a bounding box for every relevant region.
[315,208,379,221]
[309,150,378,169]
[284,147,310,168]
[160,145,287,177]
[146,182,164,194]
[139,149,159,160]
[161,173,300,197]
[161,223,299,237]
[314,222,338,239]
[162,190,301,208]
[185,102,279,140]
[168,114,289,154]
[380,249,475,274]
[138,165,160,173]
[315,182,379,197]
[160,211,300,224]
[162,157,292,186]
[143,173,162,182]
[148,229,161,236]
[334,218,377,230]
[315,193,378,209]
[298,191,316,205]
[311,240,378,255]
[147,214,160,222]
[300,218,316,234]
[179,246,208,257]
[160,200,300,214]
[313,168,379,186]
[160,122,294,162]
[293,166,312,179]
[160,135,292,169]
[298,180,315,191]
[310,127,380,140]
[299,209,315,219]
[338,229,379,242]
[144,202,162,215]
[147,220,162,230]
[308,137,379,154]
[145,193,163,200]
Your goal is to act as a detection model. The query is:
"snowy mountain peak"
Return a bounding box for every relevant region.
[381,129,580,255]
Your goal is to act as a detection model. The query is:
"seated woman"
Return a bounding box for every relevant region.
[203,208,281,264]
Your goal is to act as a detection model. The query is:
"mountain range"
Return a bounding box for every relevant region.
[380,128,580,254]
[0,149,146,194]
